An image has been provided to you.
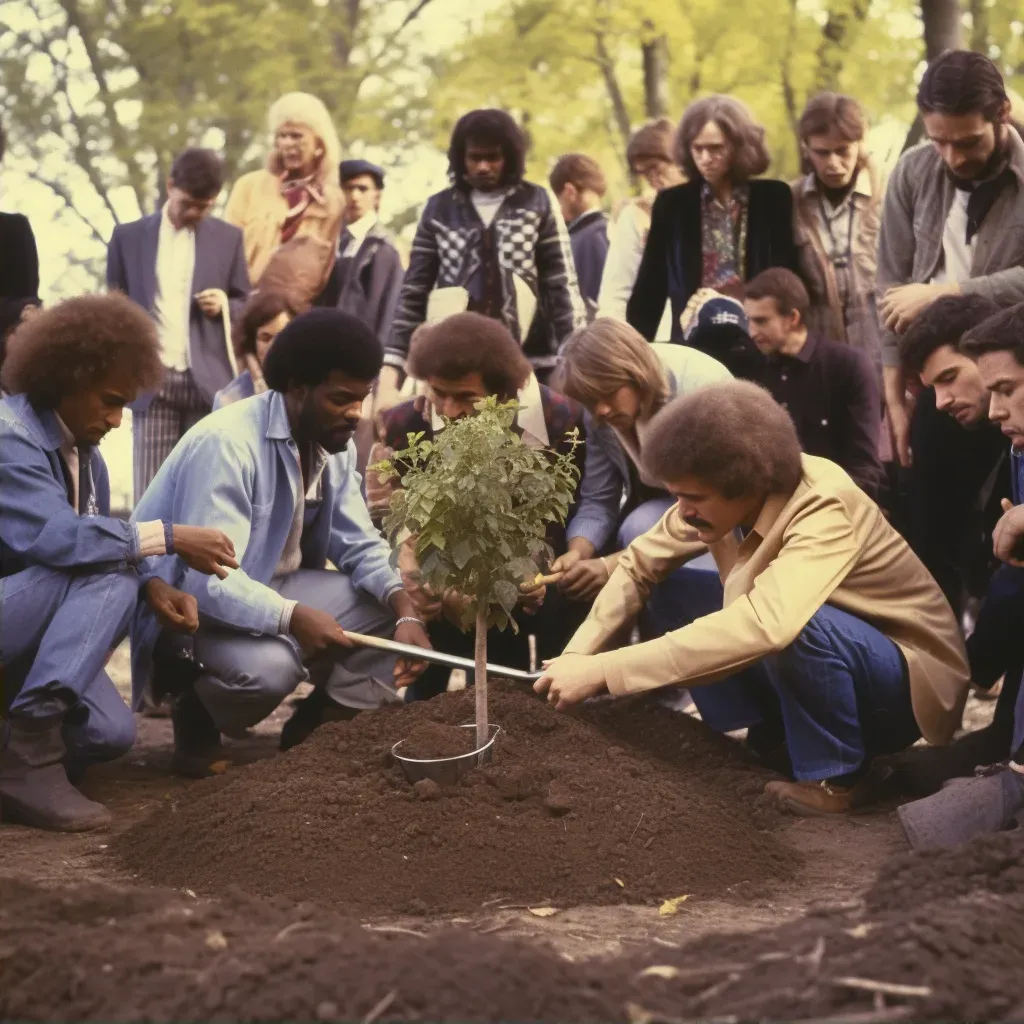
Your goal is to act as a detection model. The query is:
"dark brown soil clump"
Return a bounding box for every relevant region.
[4,876,1024,1022]
[116,684,795,914]
[398,721,478,759]
[866,829,1024,912]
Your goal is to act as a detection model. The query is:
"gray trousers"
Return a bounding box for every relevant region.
[191,570,398,735]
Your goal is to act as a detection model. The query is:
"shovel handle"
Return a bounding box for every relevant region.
[519,572,564,592]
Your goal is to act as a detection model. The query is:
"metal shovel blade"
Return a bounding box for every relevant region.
[345,630,543,682]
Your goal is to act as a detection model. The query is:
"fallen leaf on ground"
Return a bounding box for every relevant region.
[845,922,874,938]
[614,878,625,887]
[527,907,558,918]
[658,895,690,916]
[205,930,228,950]
[639,965,679,980]
[209,760,230,775]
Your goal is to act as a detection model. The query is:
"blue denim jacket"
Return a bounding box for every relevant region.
[0,394,138,580]
[130,390,402,706]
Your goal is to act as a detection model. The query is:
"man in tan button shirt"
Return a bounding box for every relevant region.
[536,380,971,816]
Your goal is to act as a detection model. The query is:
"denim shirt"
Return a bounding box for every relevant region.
[129,390,401,707]
[0,394,137,580]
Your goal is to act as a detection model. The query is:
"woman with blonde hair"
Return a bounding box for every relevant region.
[627,95,798,345]
[550,317,731,600]
[225,92,345,291]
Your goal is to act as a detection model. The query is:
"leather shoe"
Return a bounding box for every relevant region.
[170,688,225,779]
[764,771,888,817]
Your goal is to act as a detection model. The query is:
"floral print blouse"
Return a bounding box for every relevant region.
[700,182,749,298]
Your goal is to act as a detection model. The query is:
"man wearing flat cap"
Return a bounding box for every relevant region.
[314,159,404,348]
[130,308,430,776]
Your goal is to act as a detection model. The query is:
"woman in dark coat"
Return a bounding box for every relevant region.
[626,94,797,345]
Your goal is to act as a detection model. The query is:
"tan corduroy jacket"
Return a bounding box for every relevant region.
[224,169,345,287]
[565,455,970,746]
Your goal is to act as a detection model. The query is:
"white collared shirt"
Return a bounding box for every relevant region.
[931,190,974,286]
[341,212,377,258]
[153,207,196,372]
[429,372,550,449]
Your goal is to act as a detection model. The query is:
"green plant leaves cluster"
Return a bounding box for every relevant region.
[374,397,581,634]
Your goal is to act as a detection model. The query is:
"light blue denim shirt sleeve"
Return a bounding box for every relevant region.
[565,411,623,552]
[135,431,288,636]
[327,447,403,606]
[0,416,141,569]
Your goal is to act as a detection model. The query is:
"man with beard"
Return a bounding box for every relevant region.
[898,304,1024,847]
[131,309,431,775]
[536,381,970,817]
[378,109,586,409]
[877,51,1024,615]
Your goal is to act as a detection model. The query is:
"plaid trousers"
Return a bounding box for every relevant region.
[133,368,210,505]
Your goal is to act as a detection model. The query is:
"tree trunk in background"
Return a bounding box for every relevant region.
[641,26,670,119]
[813,0,871,93]
[594,31,634,150]
[922,0,964,57]
[901,0,965,153]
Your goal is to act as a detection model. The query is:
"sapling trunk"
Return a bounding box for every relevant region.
[475,603,488,749]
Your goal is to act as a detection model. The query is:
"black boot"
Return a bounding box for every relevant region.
[170,688,225,779]
[0,717,111,831]
[280,689,359,752]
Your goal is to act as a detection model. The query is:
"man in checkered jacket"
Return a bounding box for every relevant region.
[378,109,587,410]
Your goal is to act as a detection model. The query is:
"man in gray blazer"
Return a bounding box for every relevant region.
[107,147,250,504]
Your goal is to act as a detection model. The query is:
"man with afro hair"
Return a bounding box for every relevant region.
[131,308,431,775]
[0,293,237,832]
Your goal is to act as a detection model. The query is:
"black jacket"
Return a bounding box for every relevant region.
[315,224,404,342]
[0,212,39,301]
[757,331,883,498]
[626,179,798,342]
[567,209,609,313]
[386,181,586,373]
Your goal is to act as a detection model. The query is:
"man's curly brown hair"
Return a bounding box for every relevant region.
[643,381,803,499]
[1,293,163,407]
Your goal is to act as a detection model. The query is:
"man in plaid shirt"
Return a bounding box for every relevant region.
[377,109,586,412]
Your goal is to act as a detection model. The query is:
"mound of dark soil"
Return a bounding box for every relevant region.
[866,829,1024,912]
[116,685,794,914]
[4,875,1024,1022]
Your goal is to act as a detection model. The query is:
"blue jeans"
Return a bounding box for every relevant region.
[640,551,920,780]
[0,565,138,766]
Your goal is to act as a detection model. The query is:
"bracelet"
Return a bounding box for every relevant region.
[396,616,426,629]
[163,521,175,555]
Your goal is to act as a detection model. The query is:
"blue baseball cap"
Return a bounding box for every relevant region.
[684,296,749,341]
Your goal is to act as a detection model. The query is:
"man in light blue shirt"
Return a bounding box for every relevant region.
[133,309,431,776]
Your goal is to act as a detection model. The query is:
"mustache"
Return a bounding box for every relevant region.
[683,515,714,530]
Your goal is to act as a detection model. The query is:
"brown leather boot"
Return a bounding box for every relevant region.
[0,717,111,831]
[764,769,890,817]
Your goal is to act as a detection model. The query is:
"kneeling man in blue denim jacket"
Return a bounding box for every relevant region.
[132,309,431,776]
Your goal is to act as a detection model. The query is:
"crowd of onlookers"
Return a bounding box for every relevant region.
[6,47,1024,839]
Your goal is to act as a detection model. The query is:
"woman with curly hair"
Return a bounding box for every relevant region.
[0,293,237,833]
[225,92,345,290]
[627,95,799,345]
[213,291,296,409]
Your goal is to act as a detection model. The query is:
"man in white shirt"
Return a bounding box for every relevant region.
[107,148,251,505]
